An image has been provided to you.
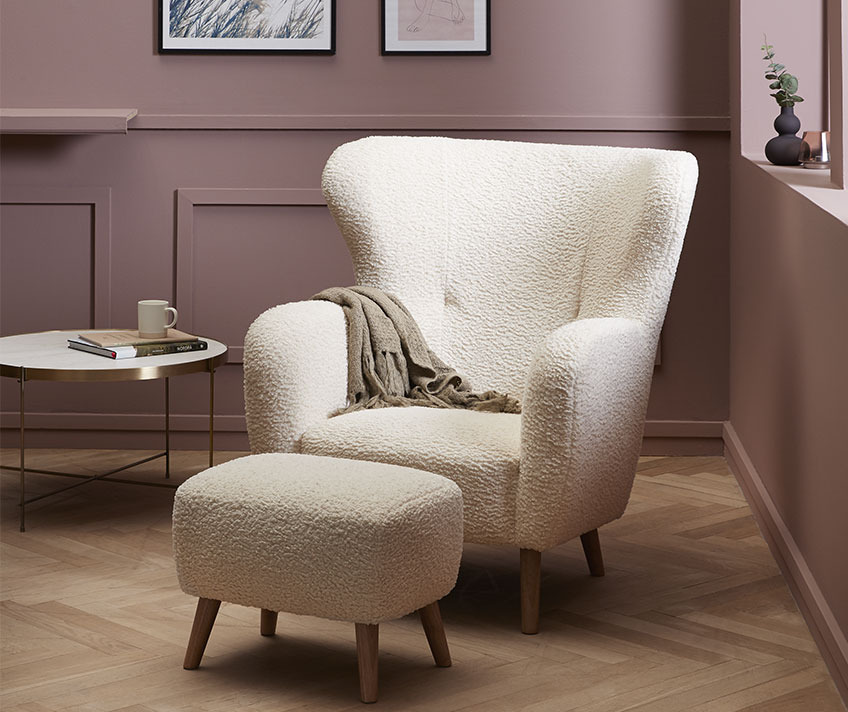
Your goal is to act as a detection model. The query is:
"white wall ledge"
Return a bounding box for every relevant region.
[742,153,848,226]
[0,109,138,134]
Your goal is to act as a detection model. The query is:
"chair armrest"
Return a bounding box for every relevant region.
[517,317,654,551]
[243,301,348,453]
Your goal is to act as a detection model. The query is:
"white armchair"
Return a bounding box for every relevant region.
[244,136,698,633]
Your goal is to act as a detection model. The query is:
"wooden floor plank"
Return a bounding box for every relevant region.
[1,448,844,711]
[739,679,847,711]
[681,610,819,654]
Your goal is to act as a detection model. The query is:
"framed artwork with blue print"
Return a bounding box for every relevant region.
[159,0,335,54]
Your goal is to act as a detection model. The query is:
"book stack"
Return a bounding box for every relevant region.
[68,329,208,359]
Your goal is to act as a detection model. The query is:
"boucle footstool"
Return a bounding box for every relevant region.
[172,453,463,704]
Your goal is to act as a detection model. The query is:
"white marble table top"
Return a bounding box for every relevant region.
[0,330,228,381]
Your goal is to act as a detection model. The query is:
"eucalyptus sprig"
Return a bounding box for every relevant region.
[761,35,804,107]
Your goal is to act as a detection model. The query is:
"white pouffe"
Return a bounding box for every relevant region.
[173,453,464,704]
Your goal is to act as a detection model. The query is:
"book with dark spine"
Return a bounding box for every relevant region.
[68,338,208,359]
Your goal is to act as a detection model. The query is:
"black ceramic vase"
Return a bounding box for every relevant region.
[765,106,802,165]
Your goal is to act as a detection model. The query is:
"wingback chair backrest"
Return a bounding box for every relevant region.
[322,136,698,399]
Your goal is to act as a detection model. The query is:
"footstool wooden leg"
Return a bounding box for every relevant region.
[183,597,221,669]
[355,623,379,703]
[418,602,451,667]
[260,609,278,636]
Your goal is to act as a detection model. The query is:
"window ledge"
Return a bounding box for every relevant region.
[742,153,848,226]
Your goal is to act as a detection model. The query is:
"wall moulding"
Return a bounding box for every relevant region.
[0,186,112,328]
[175,188,327,363]
[132,114,731,133]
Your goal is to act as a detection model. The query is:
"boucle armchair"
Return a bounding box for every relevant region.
[244,136,698,634]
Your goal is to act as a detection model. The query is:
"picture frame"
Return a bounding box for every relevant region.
[159,0,335,54]
[382,0,490,56]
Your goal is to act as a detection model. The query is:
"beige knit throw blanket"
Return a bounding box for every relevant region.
[311,286,521,416]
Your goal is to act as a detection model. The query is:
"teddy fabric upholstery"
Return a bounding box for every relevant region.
[172,452,464,702]
[243,136,698,628]
[173,453,464,625]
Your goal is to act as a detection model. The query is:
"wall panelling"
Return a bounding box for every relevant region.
[0,0,731,451]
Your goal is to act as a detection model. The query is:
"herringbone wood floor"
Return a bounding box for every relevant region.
[1,450,844,711]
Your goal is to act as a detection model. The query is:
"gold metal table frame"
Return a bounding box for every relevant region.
[0,332,228,531]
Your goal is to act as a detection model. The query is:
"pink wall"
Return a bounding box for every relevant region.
[729,156,848,699]
[1,0,727,118]
[729,0,848,697]
[0,0,731,451]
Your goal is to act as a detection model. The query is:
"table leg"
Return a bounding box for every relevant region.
[164,377,170,479]
[208,367,215,469]
[19,369,26,533]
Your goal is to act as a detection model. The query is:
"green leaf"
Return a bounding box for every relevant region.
[773,63,785,71]
[792,96,804,102]
[769,81,781,89]
[781,74,798,93]
[765,73,777,79]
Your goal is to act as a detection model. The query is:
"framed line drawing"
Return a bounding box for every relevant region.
[159,0,335,54]
[382,0,490,55]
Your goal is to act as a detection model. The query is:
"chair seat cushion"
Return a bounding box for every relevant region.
[299,408,521,546]
[173,453,463,624]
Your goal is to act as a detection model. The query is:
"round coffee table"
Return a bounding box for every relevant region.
[0,330,228,531]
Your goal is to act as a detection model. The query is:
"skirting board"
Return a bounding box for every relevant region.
[724,422,848,704]
[642,419,724,456]
[0,412,245,433]
[0,414,724,451]
[0,413,249,452]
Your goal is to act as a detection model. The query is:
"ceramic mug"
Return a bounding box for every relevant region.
[138,300,178,339]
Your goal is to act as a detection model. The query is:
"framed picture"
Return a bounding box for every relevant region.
[382,0,490,55]
[159,0,335,54]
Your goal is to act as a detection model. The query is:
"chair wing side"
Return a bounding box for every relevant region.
[578,150,699,336]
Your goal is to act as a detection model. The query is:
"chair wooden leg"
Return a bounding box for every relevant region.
[260,609,278,636]
[520,548,542,635]
[183,597,221,670]
[580,529,605,577]
[418,602,451,667]
[355,623,379,703]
